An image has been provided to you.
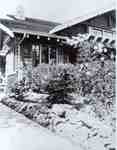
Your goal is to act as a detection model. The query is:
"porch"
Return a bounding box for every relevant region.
[0,31,76,93]
[14,32,76,69]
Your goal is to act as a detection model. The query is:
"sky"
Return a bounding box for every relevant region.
[0,0,115,23]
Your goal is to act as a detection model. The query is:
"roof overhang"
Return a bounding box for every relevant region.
[49,2,115,34]
[0,23,14,38]
[11,28,67,40]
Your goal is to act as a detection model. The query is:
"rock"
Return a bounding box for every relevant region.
[24,92,48,103]
[36,114,50,127]
[51,104,71,117]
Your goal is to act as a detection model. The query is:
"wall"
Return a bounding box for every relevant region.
[57,24,87,37]
[86,11,116,30]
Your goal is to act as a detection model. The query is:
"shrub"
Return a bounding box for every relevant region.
[11,77,29,101]
[46,66,77,106]
[30,64,78,94]
[31,69,41,93]
[31,64,52,93]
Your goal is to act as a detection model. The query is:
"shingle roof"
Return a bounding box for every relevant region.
[0,17,67,40]
[0,16,60,33]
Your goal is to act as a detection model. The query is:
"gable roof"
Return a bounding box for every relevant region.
[50,2,115,34]
[0,16,60,33]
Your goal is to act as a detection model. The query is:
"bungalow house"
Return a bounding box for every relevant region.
[0,16,75,92]
[0,3,116,93]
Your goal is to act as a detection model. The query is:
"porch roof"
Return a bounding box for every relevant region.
[12,28,67,40]
[0,16,60,33]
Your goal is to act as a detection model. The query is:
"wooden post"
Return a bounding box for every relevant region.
[39,44,42,64]
[17,44,21,80]
[56,48,58,64]
[48,47,51,64]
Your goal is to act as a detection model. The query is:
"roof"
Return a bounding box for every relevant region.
[50,2,115,34]
[0,16,67,40]
[0,16,60,33]
[0,23,14,38]
[12,28,67,40]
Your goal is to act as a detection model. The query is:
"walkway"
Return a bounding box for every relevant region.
[0,102,82,150]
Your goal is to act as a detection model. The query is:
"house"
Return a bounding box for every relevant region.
[50,3,116,37]
[50,3,116,63]
[0,16,75,93]
[50,3,116,47]
[0,3,116,93]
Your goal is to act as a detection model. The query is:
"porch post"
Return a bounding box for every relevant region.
[56,48,58,64]
[17,45,21,80]
[17,44,23,81]
[39,44,42,64]
[48,47,51,64]
[17,33,25,80]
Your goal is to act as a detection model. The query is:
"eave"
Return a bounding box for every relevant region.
[11,28,67,40]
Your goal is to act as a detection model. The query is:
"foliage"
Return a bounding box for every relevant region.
[77,61,115,99]
[30,64,52,93]
[46,66,77,105]
[11,77,29,101]
[73,39,116,63]
[31,69,41,93]
[27,63,78,94]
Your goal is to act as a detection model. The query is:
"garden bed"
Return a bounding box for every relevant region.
[1,92,116,150]
[1,60,116,150]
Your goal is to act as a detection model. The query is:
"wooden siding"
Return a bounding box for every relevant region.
[86,11,116,30]
[56,10,115,37]
[57,24,87,37]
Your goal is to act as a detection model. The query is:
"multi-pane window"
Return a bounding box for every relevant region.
[32,44,40,67]
[49,47,57,64]
[41,45,49,64]
[31,44,65,66]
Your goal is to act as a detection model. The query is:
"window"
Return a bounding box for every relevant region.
[41,45,49,64]
[32,44,40,67]
[49,47,56,64]
[88,26,102,36]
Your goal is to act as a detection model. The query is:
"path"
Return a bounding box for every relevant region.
[0,102,82,150]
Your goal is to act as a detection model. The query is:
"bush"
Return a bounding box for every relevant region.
[31,69,41,93]
[46,66,77,106]
[30,64,78,94]
[76,40,116,63]
[11,77,29,101]
[30,64,52,93]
